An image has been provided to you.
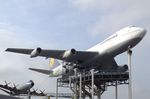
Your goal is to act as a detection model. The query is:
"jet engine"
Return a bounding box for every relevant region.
[62,49,76,59]
[30,47,42,58]
[117,64,128,72]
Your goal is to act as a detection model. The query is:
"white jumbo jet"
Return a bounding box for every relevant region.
[6,26,146,77]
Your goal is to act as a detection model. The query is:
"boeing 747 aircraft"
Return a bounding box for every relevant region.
[6,26,146,77]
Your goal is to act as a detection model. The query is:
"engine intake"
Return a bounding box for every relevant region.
[30,47,42,58]
[62,49,76,59]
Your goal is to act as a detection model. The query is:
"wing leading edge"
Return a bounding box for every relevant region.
[6,48,99,63]
[6,48,118,69]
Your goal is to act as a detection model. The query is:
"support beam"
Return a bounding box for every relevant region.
[74,68,77,99]
[91,69,94,99]
[56,79,58,99]
[127,47,132,99]
[98,93,101,99]
[80,73,82,99]
[115,81,118,99]
[27,90,31,99]
[97,89,101,99]
[82,85,91,98]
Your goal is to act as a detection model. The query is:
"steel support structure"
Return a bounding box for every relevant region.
[56,71,129,99]
[79,73,82,99]
[91,69,94,99]
[128,47,132,99]
[27,90,31,99]
[74,68,77,99]
[56,79,58,99]
[115,81,118,99]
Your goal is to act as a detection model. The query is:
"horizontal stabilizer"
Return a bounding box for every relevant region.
[29,68,52,75]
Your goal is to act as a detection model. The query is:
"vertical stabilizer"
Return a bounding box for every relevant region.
[49,58,61,69]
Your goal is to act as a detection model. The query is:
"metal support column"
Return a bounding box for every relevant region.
[115,81,118,99]
[27,90,31,99]
[74,68,77,99]
[97,89,101,99]
[56,79,58,99]
[91,69,94,99]
[127,47,132,99]
[80,73,82,99]
[100,93,101,99]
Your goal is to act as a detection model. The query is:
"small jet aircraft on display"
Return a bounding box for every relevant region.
[6,26,147,77]
[0,80,46,98]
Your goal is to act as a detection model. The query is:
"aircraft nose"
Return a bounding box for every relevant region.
[138,28,147,39]
[31,82,34,86]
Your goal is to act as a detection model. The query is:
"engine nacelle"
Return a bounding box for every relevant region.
[30,47,42,58]
[18,80,34,91]
[62,49,76,59]
[117,64,128,72]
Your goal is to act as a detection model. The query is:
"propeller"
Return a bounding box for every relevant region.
[4,81,11,86]
[12,83,19,90]
[32,88,38,93]
[39,89,46,96]
[4,81,11,88]
[39,89,45,93]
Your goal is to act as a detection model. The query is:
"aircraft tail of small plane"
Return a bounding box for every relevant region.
[29,58,61,76]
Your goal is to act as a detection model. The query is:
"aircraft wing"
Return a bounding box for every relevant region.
[0,84,14,91]
[29,68,53,75]
[0,88,11,95]
[6,48,99,63]
[6,48,118,69]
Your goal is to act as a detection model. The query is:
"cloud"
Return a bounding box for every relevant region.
[71,0,150,37]
[0,22,57,96]
[0,1,149,99]
[72,0,98,10]
[70,0,150,98]
[72,0,119,11]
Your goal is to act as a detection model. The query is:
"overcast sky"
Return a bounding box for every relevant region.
[0,0,149,99]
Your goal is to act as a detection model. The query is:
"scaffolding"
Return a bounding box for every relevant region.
[56,71,129,99]
[55,48,132,99]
